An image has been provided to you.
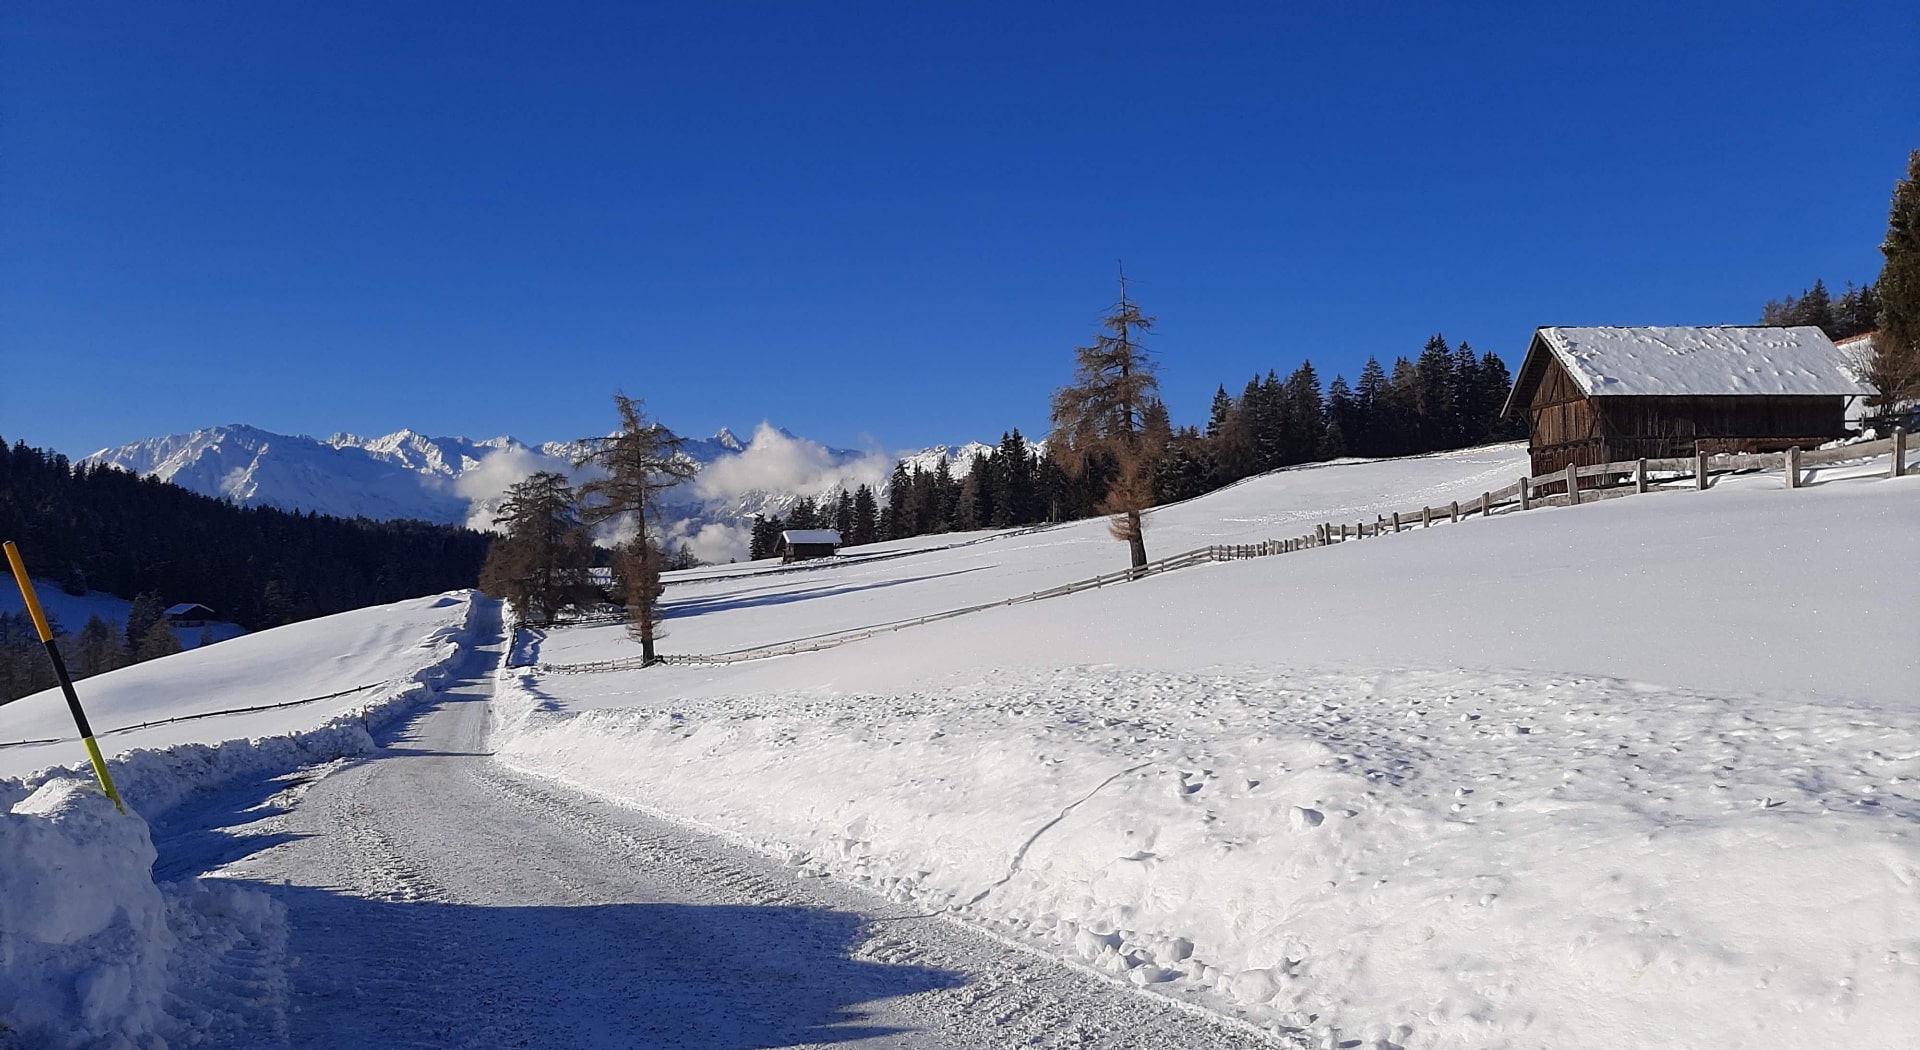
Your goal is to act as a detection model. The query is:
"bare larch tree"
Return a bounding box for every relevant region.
[1050,271,1163,573]
[573,394,697,665]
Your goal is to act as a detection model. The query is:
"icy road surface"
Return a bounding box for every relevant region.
[152,632,1270,1049]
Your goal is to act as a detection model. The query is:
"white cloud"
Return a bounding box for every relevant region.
[692,422,890,505]
[682,521,750,564]
[454,444,579,531]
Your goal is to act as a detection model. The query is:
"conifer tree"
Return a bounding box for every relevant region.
[931,457,957,531]
[73,615,123,677]
[479,470,594,624]
[1868,148,1920,418]
[573,394,698,665]
[884,461,912,540]
[1281,361,1323,465]
[991,430,1036,526]
[1353,357,1388,457]
[1206,386,1232,438]
[124,592,163,657]
[850,485,879,545]
[136,617,183,662]
[833,490,854,537]
[1323,376,1355,458]
[1050,272,1161,571]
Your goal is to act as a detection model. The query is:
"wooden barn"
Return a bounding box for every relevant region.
[1503,326,1871,476]
[164,603,216,627]
[779,528,841,563]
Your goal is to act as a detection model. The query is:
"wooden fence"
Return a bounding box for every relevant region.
[536,431,1912,674]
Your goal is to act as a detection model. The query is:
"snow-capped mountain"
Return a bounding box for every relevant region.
[84,423,998,562]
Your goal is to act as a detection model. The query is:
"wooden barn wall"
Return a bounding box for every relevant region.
[1525,354,1602,474]
[1518,348,1849,473]
[1594,396,1846,458]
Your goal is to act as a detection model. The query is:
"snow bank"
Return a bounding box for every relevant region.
[494,459,1920,1048]
[0,778,285,1050]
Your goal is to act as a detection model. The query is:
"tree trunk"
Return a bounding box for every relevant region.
[1126,509,1147,573]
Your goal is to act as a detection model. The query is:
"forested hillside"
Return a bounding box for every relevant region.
[754,333,1527,548]
[0,439,488,633]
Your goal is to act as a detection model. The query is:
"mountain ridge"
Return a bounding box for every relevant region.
[84,423,1002,562]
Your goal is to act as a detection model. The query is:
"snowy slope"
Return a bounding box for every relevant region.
[494,447,1920,1049]
[0,592,480,781]
[84,422,1000,561]
[541,444,1535,661]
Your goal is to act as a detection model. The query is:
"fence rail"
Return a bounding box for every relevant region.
[534,430,1912,674]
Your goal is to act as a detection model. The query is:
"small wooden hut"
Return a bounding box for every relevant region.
[164,603,216,627]
[1503,326,1870,476]
[779,528,841,563]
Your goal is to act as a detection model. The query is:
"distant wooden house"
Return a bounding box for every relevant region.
[164,603,216,627]
[779,528,841,563]
[1503,326,1871,476]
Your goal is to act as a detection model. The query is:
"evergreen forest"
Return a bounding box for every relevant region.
[0,439,489,702]
[752,335,1526,549]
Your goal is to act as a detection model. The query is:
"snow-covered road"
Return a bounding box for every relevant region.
[151,625,1269,1049]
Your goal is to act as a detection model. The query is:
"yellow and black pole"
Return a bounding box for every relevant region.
[3,541,125,813]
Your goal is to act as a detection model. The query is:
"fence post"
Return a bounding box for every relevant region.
[1785,446,1801,489]
[1449,500,1459,523]
[1564,462,1579,506]
[1422,506,1432,528]
[1480,491,1491,516]
[1391,511,1401,533]
[1519,476,1530,510]
[1695,450,1708,490]
[1635,458,1648,494]
[1339,523,1348,541]
[1893,428,1907,479]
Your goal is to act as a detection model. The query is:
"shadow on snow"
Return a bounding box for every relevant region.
[148,680,966,1050]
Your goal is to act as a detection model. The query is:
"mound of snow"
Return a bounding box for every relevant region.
[0,778,287,1050]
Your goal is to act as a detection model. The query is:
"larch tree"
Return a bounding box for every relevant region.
[573,394,698,665]
[1049,272,1162,572]
[480,470,594,624]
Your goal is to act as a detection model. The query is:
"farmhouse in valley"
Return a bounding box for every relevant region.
[778,528,841,563]
[1503,325,1871,476]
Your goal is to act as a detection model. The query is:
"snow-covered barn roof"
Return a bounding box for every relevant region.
[1504,325,1871,414]
[780,529,841,545]
[164,603,213,617]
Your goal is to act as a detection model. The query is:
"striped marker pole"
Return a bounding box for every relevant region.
[3,541,125,812]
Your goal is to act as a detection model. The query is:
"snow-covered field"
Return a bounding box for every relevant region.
[494,446,1920,1049]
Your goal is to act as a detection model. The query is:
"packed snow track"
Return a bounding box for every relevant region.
[152,626,1271,1049]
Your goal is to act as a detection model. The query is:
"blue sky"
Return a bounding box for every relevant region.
[3,1,1915,457]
